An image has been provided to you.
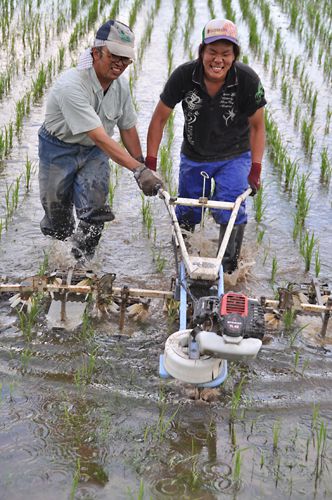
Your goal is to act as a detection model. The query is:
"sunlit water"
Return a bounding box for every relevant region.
[0,0,331,498]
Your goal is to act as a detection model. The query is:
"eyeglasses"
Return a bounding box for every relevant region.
[101,49,133,66]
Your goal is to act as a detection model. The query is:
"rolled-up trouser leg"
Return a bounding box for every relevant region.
[218,224,246,273]
[38,125,78,240]
[73,146,113,258]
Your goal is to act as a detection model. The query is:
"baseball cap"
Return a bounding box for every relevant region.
[95,20,135,59]
[202,19,239,46]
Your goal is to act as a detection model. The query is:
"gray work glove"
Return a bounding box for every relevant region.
[133,164,163,196]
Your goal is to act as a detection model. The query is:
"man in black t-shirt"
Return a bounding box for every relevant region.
[146,19,266,272]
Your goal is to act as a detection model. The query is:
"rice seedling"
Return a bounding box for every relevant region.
[295,173,311,228]
[221,0,236,21]
[128,0,144,28]
[207,0,216,19]
[320,148,331,184]
[299,230,316,272]
[230,375,247,421]
[38,250,49,276]
[153,248,167,273]
[324,105,331,135]
[70,458,81,500]
[0,219,3,240]
[233,448,242,485]
[74,351,97,386]
[284,159,298,192]
[253,184,265,223]
[272,420,281,451]
[293,349,300,371]
[20,347,32,371]
[301,119,315,157]
[270,256,277,285]
[24,156,35,191]
[32,64,47,102]
[17,296,40,341]
[294,105,301,129]
[315,250,320,277]
[263,50,270,69]
[257,228,265,244]
[274,30,282,54]
[283,308,297,331]
[140,194,154,238]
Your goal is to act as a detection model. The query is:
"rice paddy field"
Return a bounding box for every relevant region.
[0,0,332,498]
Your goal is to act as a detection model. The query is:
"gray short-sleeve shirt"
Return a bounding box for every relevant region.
[44,67,137,146]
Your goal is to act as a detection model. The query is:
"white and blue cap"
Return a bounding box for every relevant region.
[95,20,135,59]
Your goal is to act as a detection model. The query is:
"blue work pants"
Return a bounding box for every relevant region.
[175,152,251,226]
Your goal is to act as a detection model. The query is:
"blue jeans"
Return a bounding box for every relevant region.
[175,152,251,226]
[38,124,112,241]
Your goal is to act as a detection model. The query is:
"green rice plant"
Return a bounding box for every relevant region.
[80,308,94,341]
[140,194,154,238]
[128,0,144,28]
[274,30,282,54]
[58,46,65,72]
[253,184,265,223]
[315,250,320,277]
[17,296,40,341]
[20,347,32,372]
[32,64,47,102]
[74,351,97,386]
[108,179,116,208]
[283,308,297,331]
[294,104,301,129]
[301,118,315,157]
[0,219,3,240]
[272,420,281,451]
[38,251,49,276]
[311,91,318,118]
[324,105,331,135]
[207,0,216,18]
[293,349,300,370]
[284,159,298,192]
[293,55,301,78]
[221,0,236,21]
[270,256,277,285]
[320,148,331,184]
[230,375,247,420]
[263,50,270,69]
[295,173,311,228]
[24,156,35,191]
[257,228,265,244]
[233,449,242,485]
[299,230,316,272]
[154,248,166,273]
[70,458,81,500]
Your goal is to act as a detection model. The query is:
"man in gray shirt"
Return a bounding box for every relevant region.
[39,19,162,262]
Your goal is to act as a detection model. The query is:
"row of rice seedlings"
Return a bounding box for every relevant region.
[252,184,266,223]
[17,295,41,342]
[166,0,182,76]
[128,0,145,28]
[0,123,13,160]
[74,350,97,386]
[221,0,236,22]
[133,0,161,76]
[108,161,120,208]
[265,111,298,192]
[183,0,195,56]
[275,0,332,78]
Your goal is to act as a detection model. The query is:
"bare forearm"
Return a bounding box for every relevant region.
[249,108,265,163]
[120,126,143,160]
[147,101,172,156]
[87,127,141,171]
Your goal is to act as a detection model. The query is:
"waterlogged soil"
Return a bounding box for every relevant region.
[0,0,332,499]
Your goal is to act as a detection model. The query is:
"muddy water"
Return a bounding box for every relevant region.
[0,0,332,498]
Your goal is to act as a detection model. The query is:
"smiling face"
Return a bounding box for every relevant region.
[92,47,131,88]
[202,40,236,85]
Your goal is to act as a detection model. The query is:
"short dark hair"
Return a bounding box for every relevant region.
[198,41,240,61]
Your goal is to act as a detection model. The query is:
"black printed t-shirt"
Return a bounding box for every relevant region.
[160,60,267,162]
